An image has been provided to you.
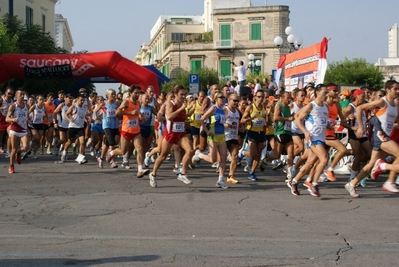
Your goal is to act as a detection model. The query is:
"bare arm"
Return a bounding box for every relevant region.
[166,101,186,120]
[5,104,17,123]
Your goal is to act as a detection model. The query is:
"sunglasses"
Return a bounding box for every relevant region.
[377,95,384,97]
[232,99,239,102]
[255,95,264,98]
[7,93,13,95]
[218,96,225,99]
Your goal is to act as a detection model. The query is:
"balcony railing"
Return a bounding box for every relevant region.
[214,39,235,49]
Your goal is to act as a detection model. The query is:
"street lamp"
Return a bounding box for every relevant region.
[274,26,303,53]
[247,54,261,74]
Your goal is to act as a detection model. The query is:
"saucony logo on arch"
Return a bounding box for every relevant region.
[19,58,95,76]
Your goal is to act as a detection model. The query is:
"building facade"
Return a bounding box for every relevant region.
[0,0,58,38]
[54,14,74,52]
[376,23,399,82]
[134,2,290,84]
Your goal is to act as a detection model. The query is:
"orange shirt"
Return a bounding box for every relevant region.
[121,99,140,134]
[43,102,56,124]
[326,102,338,137]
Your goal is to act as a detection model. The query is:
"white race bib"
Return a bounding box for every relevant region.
[253,118,265,127]
[194,113,201,120]
[172,122,185,132]
[128,118,138,128]
[284,121,292,131]
[219,115,226,124]
[107,109,116,118]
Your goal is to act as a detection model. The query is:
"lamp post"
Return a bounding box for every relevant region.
[247,54,261,74]
[273,26,303,53]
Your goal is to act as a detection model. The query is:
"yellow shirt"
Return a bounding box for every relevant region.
[247,103,266,132]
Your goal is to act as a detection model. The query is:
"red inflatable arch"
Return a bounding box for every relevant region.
[0,51,160,94]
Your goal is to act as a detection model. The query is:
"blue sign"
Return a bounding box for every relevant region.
[189,74,199,94]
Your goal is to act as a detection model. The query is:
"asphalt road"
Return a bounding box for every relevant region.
[1,152,398,267]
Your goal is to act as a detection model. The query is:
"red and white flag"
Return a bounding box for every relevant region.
[275,55,286,86]
[316,37,329,85]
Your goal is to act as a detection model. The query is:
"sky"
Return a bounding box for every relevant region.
[57,0,399,96]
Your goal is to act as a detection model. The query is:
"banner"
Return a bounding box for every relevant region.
[0,51,160,94]
[281,38,329,91]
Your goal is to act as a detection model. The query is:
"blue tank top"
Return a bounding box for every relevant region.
[210,106,226,135]
[102,101,119,129]
[140,105,152,127]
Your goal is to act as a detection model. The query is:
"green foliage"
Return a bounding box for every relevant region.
[0,19,18,54]
[0,14,76,95]
[324,58,384,89]
[161,67,220,93]
[246,72,270,87]
[202,31,213,42]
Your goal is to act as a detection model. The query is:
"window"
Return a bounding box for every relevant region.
[220,60,231,78]
[171,33,184,41]
[191,60,202,73]
[42,14,46,31]
[8,0,14,15]
[220,24,231,46]
[250,23,261,40]
[26,6,33,26]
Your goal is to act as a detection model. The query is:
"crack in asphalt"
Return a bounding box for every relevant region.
[335,236,353,264]
[238,195,249,204]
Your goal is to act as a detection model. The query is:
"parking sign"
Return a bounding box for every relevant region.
[189,74,199,94]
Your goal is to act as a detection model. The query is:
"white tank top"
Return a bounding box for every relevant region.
[305,101,328,142]
[291,102,303,134]
[13,103,28,131]
[376,98,398,136]
[68,104,87,128]
[59,104,70,129]
[1,98,12,116]
[224,106,240,141]
[32,104,45,124]
[349,103,367,138]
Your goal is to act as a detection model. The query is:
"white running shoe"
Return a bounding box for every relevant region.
[216,181,229,189]
[382,182,399,193]
[177,174,192,184]
[144,152,151,167]
[149,173,157,188]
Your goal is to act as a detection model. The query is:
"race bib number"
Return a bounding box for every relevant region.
[128,118,138,128]
[315,117,327,127]
[253,118,265,127]
[284,121,292,131]
[194,113,201,120]
[172,122,185,132]
[107,109,116,118]
[141,110,151,119]
[219,115,226,124]
[387,121,394,133]
[34,117,42,123]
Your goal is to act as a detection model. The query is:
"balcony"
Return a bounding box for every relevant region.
[214,39,235,49]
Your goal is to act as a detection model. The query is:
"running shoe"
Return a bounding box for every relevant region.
[212,162,219,168]
[0,147,4,153]
[303,180,312,188]
[137,169,150,178]
[150,155,156,163]
[247,172,258,181]
[16,152,21,164]
[188,163,195,170]
[271,160,282,170]
[216,181,229,189]
[121,162,131,169]
[191,154,200,165]
[8,165,15,174]
[359,178,367,188]
[21,150,31,160]
[61,151,67,162]
[32,152,38,159]
[237,151,244,164]
[226,175,239,184]
[97,157,103,169]
[371,159,385,180]
[324,170,337,182]
[110,162,118,168]
[345,182,359,198]
[259,159,267,172]
[177,173,192,184]
[39,147,44,155]
[244,165,252,173]
[46,148,52,155]
[149,173,157,188]
[106,149,114,163]
[287,181,300,196]
[144,152,151,167]
[5,150,10,158]
[307,184,320,197]
[382,182,399,194]
[78,156,88,164]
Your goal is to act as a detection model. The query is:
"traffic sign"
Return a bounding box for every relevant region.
[189,74,199,94]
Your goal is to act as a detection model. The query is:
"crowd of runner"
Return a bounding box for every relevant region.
[1,80,399,198]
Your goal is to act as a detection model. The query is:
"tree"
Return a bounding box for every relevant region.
[324,58,384,89]
[162,67,221,93]
[0,14,76,95]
